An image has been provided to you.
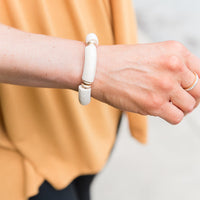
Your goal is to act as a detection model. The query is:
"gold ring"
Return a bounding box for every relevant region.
[184,72,199,91]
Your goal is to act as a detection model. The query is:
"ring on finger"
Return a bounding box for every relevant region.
[184,72,199,92]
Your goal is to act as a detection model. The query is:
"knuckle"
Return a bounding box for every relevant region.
[167,55,184,72]
[167,40,185,52]
[146,93,164,113]
[159,77,174,91]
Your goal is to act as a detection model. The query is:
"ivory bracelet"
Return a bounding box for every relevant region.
[78,33,98,105]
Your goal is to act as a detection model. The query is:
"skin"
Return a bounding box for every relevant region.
[0,23,200,124]
[93,43,200,124]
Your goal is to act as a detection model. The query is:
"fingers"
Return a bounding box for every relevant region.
[165,55,198,93]
[151,89,194,124]
[185,53,200,78]
[152,44,200,123]
[184,54,200,112]
[185,73,200,98]
[180,66,198,89]
[170,87,196,114]
[182,54,200,106]
[167,61,198,113]
[159,102,184,124]
[159,72,198,122]
[186,75,200,108]
[178,58,200,105]
[157,52,199,123]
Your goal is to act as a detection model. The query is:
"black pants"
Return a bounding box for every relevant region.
[29,175,95,200]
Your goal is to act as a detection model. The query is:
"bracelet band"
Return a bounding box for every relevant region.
[78,33,98,105]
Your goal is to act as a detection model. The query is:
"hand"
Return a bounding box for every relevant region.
[92,41,200,124]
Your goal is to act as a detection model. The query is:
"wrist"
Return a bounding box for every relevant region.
[63,40,85,91]
[91,44,132,104]
[91,45,110,102]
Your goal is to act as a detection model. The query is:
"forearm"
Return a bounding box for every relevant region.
[0,23,84,90]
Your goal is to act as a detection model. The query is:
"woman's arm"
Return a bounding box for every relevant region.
[0,23,84,90]
[1,23,200,124]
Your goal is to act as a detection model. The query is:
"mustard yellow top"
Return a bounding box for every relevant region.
[0,0,147,199]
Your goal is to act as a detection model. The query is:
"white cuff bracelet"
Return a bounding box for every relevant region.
[78,33,98,105]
